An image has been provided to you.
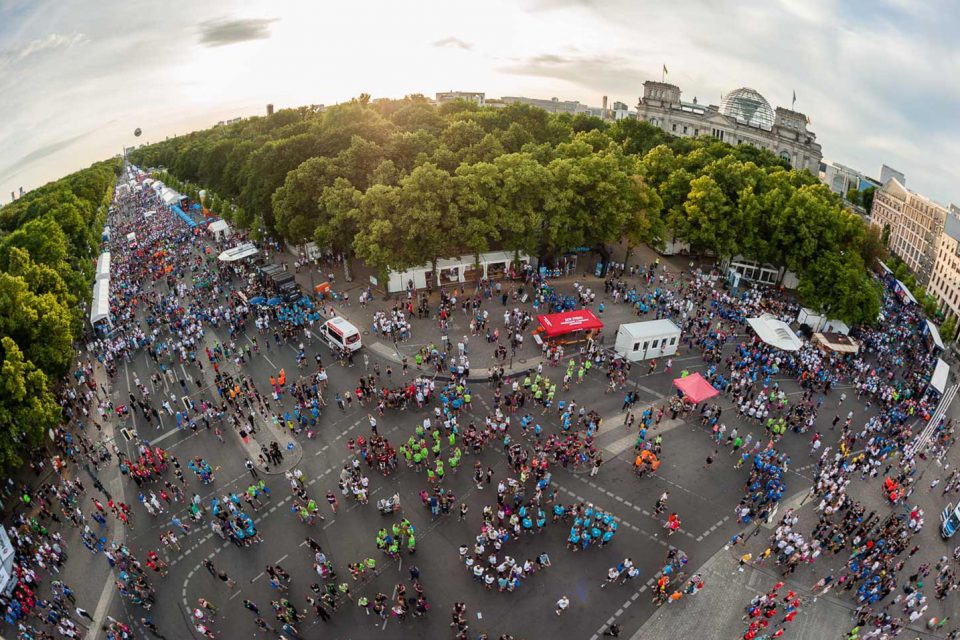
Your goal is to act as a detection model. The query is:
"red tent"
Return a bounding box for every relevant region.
[672,373,719,404]
[536,309,604,338]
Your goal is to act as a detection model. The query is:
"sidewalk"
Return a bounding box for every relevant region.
[267,245,675,382]
[629,540,947,640]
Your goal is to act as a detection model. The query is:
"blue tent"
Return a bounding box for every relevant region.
[266,297,282,307]
[170,205,197,228]
[249,296,267,306]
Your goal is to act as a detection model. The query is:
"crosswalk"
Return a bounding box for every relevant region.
[591,385,675,457]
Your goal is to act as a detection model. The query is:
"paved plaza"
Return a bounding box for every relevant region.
[8,182,960,640]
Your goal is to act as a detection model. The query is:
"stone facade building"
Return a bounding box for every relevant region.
[635,81,821,173]
[870,177,948,284]
[929,214,960,322]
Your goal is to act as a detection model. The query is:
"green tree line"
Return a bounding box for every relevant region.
[0,159,121,471]
[129,95,881,324]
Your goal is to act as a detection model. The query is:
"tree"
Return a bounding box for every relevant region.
[845,187,861,206]
[623,176,664,262]
[272,157,336,242]
[395,164,460,276]
[798,252,880,326]
[677,175,735,257]
[0,273,75,378]
[861,186,877,213]
[940,316,957,343]
[0,337,61,472]
[315,178,363,280]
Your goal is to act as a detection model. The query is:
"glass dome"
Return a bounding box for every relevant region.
[719,88,775,130]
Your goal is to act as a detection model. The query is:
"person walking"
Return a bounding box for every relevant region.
[326,490,339,513]
[590,455,603,477]
[555,595,570,615]
[245,459,259,479]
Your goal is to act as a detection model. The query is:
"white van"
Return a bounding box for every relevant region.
[320,317,362,353]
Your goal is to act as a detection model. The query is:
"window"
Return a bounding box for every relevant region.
[669,337,676,345]
[694,129,699,135]
[633,342,640,352]
[683,126,688,134]
[642,341,649,352]
[652,339,660,348]
[672,124,677,132]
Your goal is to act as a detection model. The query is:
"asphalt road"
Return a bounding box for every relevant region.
[95,296,877,640]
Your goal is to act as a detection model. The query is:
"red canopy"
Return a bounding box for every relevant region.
[672,373,719,404]
[537,309,604,338]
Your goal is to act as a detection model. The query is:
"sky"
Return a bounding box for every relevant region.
[1,0,958,205]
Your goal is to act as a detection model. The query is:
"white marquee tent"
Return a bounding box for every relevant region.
[208,219,232,241]
[96,252,110,280]
[218,242,259,262]
[747,314,803,351]
[931,358,950,394]
[90,279,111,326]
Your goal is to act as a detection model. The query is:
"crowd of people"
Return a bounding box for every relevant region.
[4,160,960,640]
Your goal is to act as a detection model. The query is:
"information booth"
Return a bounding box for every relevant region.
[534,309,604,345]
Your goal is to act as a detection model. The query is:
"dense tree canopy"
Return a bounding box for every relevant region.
[0,159,120,471]
[130,96,880,323]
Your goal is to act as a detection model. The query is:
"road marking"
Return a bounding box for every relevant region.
[604,432,637,456]
[151,426,185,445]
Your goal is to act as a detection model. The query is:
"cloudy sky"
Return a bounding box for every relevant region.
[1,0,958,205]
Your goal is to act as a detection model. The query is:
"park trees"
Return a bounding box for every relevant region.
[0,159,119,472]
[130,99,884,327]
[0,337,61,471]
[798,252,880,326]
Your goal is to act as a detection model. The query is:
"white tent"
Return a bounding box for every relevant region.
[822,319,850,335]
[90,280,110,326]
[218,242,259,262]
[931,358,950,394]
[480,251,530,279]
[747,314,803,351]
[160,188,181,206]
[614,319,681,361]
[96,252,110,280]
[143,209,155,219]
[435,256,474,285]
[926,319,945,350]
[896,280,918,305]
[387,267,429,293]
[208,219,232,241]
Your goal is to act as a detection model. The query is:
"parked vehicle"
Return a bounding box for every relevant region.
[941,503,960,538]
[320,317,362,353]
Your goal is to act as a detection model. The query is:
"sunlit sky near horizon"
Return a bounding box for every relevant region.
[1,0,959,205]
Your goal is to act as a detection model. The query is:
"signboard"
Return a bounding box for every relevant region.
[369,275,378,286]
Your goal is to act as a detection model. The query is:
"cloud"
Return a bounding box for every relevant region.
[432,36,473,51]
[0,129,98,183]
[198,18,277,47]
[499,52,643,93]
[0,31,85,66]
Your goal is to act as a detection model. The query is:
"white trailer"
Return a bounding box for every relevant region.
[797,307,826,332]
[614,319,681,362]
